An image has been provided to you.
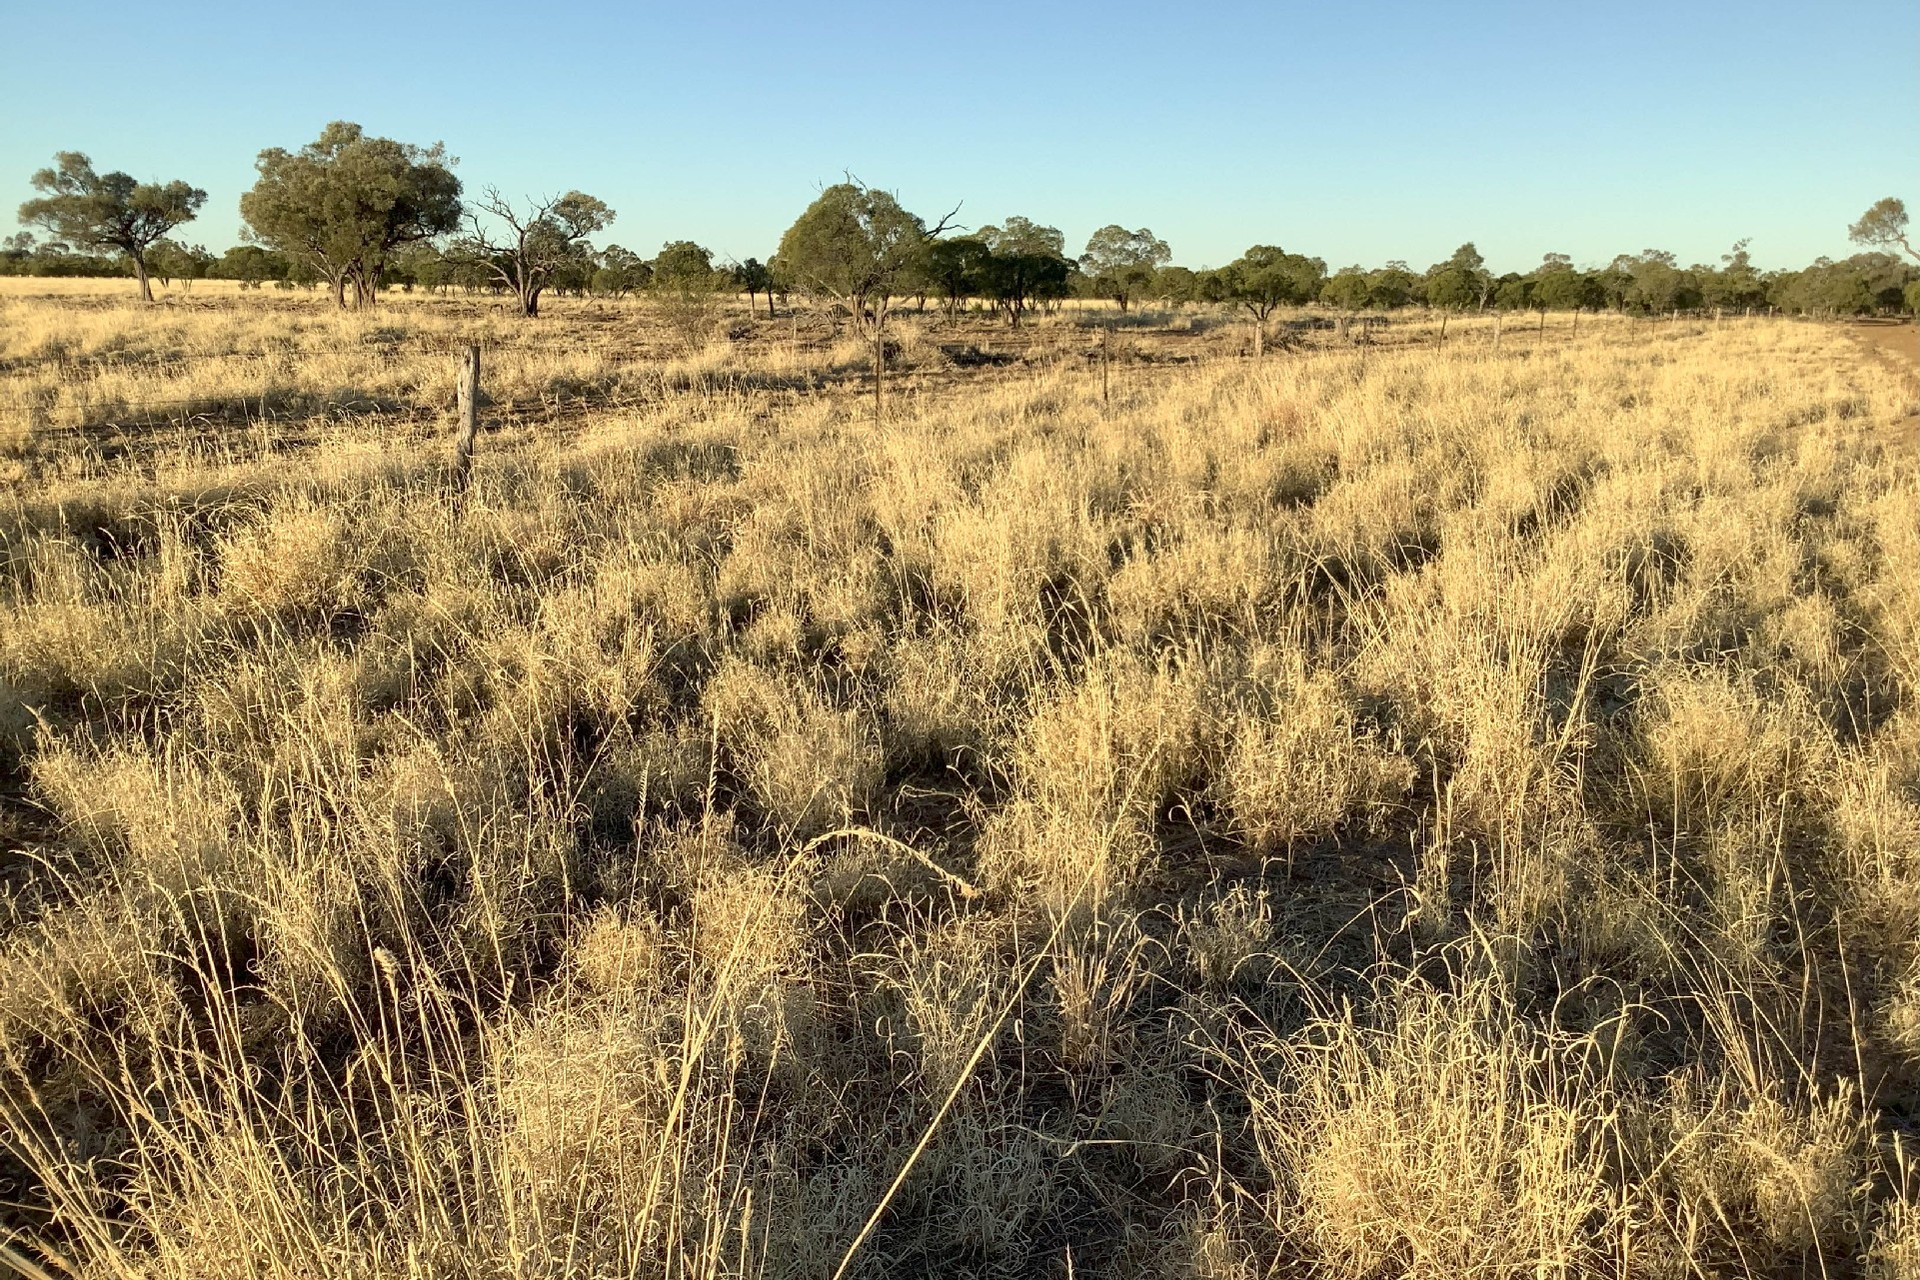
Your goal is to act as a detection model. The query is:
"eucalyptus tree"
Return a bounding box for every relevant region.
[919,236,988,323]
[1079,225,1170,311]
[1850,197,1918,263]
[594,246,651,297]
[1220,245,1326,322]
[1424,242,1493,312]
[731,257,776,316]
[775,179,958,416]
[1320,266,1373,311]
[18,152,206,301]
[776,180,957,333]
[447,189,613,317]
[240,122,459,308]
[976,216,1073,326]
[653,240,717,290]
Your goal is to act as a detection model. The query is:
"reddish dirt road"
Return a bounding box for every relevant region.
[1847,320,1918,450]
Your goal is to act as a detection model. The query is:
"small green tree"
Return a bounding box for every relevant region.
[1424,243,1492,312]
[653,239,716,290]
[775,180,956,333]
[1532,257,1599,312]
[1321,266,1372,311]
[1701,240,1769,311]
[17,153,206,302]
[146,239,213,287]
[920,236,988,324]
[1220,245,1326,322]
[731,257,776,316]
[1493,274,1532,310]
[594,246,651,297]
[1079,225,1170,311]
[209,245,288,288]
[1151,265,1200,303]
[775,179,957,417]
[976,216,1073,326]
[1366,261,1420,309]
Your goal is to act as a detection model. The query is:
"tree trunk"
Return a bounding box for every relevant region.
[767,289,776,320]
[332,274,348,309]
[131,253,153,303]
[873,309,885,424]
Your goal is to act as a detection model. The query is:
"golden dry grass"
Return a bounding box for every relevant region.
[0,282,1916,1278]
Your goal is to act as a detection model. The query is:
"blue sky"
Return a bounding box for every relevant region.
[3,0,1914,273]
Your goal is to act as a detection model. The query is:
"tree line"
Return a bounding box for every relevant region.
[10,123,1919,322]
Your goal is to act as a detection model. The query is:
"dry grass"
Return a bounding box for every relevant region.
[0,282,1915,1278]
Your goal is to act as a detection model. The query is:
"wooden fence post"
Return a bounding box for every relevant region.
[453,344,480,488]
[1492,313,1501,349]
[1100,326,1111,407]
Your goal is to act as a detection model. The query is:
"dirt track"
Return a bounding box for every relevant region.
[1847,319,1918,448]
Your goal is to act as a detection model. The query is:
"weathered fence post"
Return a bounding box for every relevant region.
[453,344,480,488]
[1101,326,1111,407]
[1492,313,1501,349]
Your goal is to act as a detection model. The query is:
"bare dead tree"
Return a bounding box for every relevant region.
[446,187,614,317]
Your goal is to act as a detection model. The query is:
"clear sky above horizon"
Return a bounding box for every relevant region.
[3,0,1915,274]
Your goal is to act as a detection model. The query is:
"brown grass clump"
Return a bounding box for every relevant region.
[0,290,1914,1278]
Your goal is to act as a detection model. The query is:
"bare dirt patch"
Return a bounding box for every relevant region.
[1848,319,1919,449]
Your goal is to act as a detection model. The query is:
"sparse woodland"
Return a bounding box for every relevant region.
[0,276,1916,1279]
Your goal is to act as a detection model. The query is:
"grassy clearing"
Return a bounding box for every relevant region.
[0,287,1916,1278]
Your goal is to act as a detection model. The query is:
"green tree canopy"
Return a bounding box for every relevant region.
[1366,262,1420,309]
[18,152,206,302]
[653,240,716,290]
[146,239,213,286]
[1531,257,1601,311]
[1079,225,1171,311]
[240,122,460,309]
[1700,239,1769,311]
[1849,197,1918,263]
[594,245,652,298]
[1219,244,1326,322]
[775,180,956,332]
[1425,242,1492,311]
[919,236,989,323]
[729,257,776,317]
[976,217,1073,326]
[1320,266,1372,310]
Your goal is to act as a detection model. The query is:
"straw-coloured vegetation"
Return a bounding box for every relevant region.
[0,281,1915,1278]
